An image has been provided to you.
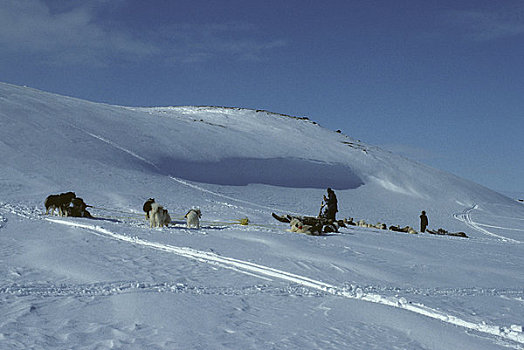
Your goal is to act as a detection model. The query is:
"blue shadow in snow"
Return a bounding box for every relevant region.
[156,157,364,190]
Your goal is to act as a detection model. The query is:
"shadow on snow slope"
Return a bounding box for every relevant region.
[156,157,364,190]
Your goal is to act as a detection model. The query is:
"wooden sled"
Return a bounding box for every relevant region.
[272,213,346,233]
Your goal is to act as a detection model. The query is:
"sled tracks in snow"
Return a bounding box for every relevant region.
[0,281,323,299]
[43,218,524,346]
[0,214,6,229]
[454,205,522,244]
[3,280,522,300]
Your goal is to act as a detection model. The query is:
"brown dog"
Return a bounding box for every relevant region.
[44,192,76,216]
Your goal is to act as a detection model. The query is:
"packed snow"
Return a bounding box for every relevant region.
[0,82,523,349]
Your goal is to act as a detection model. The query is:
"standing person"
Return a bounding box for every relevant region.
[420,210,428,233]
[323,188,338,222]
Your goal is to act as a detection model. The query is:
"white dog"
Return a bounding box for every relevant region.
[287,218,322,235]
[185,208,202,229]
[149,202,171,228]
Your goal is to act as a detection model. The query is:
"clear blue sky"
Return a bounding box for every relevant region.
[1,0,523,194]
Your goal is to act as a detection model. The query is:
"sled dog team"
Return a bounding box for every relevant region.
[44,192,77,217]
[45,189,441,236]
[44,192,93,218]
[142,198,201,229]
[44,192,201,229]
[286,216,421,236]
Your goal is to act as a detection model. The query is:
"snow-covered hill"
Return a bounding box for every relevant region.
[1,82,523,349]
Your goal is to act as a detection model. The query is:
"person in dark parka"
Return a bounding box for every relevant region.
[420,210,428,233]
[323,188,338,222]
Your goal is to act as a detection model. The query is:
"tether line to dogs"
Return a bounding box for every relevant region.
[90,206,280,229]
[90,206,142,216]
[89,206,144,220]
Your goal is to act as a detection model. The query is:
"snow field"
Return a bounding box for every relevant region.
[1,82,523,349]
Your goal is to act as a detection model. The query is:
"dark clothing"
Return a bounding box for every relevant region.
[326,192,338,213]
[420,213,428,232]
[324,190,338,222]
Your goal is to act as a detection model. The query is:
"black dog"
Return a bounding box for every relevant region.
[44,192,76,216]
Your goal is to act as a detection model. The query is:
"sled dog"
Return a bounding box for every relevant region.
[44,192,76,216]
[344,218,356,226]
[185,208,202,229]
[389,225,417,234]
[149,202,171,228]
[288,218,322,235]
[374,222,387,230]
[143,198,155,220]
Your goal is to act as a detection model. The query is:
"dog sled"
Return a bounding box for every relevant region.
[271,213,345,234]
[272,213,328,225]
